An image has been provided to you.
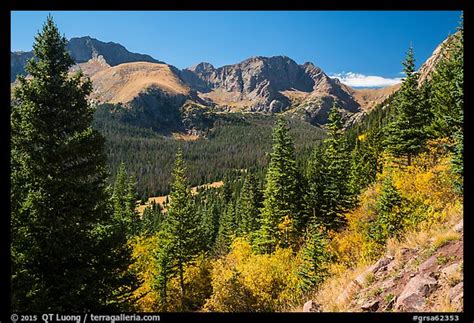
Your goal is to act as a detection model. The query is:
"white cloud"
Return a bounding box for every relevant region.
[330,72,403,88]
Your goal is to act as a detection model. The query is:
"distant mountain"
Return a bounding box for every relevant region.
[12,34,448,132]
[10,51,34,82]
[181,56,362,124]
[10,36,161,82]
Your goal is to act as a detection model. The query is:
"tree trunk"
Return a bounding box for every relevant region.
[407,154,412,166]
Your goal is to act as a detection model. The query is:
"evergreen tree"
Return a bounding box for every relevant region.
[297,223,331,293]
[369,176,404,244]
[254,118,303,253]
[112,163,140,236]
[237,173,262,236]
[314,105,352,229]
[384,46,431,165]
[141,201,163,235]
[11,16,135,311]
[348,130,381,197]
[198,190,221,251]
[158,149,202,307]
[429,17,463,190]
[305,144,326,224]
[215,202,237,254]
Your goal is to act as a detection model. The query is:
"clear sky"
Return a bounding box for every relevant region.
[11,11,462,87]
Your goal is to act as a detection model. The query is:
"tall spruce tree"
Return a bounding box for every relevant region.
[237,173,262,236]
[384,46,431,165]
[369,176,404,244]
[215,202,237,254]
[297,223,331,293]
[254,118,303,253]
[158,149,201,307]
[312,105,352,229]
[11,16,135,310]
[348,130,381,197]
[305,144,326,224]
[112,163,140,237]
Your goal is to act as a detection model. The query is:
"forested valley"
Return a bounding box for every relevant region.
[11,16,464,312]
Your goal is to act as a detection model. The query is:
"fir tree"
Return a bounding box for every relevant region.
[305,144,326,224]
[369,176,404,244]
[11,16,135,311]
[215,202,237,254]
[237,173,262,236]
[254,118,303,253]
[315,105,352,229]
[384,46,431,165]
[141,202,163,234]
[297,223,331,292]
[348,130,381,197]
[158,149,202,306]
[112,163,140,237]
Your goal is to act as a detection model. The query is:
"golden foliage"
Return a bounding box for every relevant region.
[204,238,303,312]
[129,234,160,311]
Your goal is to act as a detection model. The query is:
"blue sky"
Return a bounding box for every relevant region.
[11,11,461,87]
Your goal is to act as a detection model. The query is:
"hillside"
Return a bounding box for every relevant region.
[297,146,463,312]
[91,62,192,103]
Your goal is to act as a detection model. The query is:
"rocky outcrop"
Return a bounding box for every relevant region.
[395,275,438,311]
[417,33,458,86]
[309,223,463,313]
[67,36,161,66]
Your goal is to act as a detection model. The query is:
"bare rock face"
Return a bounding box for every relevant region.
[67,36,161,66]
[395,275,438,311]
[182,56,362,124]
[303,300,322,312]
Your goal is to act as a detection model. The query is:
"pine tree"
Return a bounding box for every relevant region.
[348,130,381,197]
[384,46,431,165]
[11,16,135,311]
[215,202,237,254]
[297,223,331,292]
[158,149,202,307]
[317,105,352,229]
[254,118,303,253]
[369,176,404,244]
[112,163,140,237]
[141,201,163,234]
[305,144,326,224]
[237,173,262,236]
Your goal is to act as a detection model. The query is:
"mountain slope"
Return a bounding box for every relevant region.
[10,36,161,81]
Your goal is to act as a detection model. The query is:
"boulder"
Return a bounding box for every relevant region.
[441,262,460,278]
[369,256,394,274]
[361,299,379,312]
[395,275,438,311]
[450,282,463,304]
[303,300,321,312]
[419,255,439,273]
